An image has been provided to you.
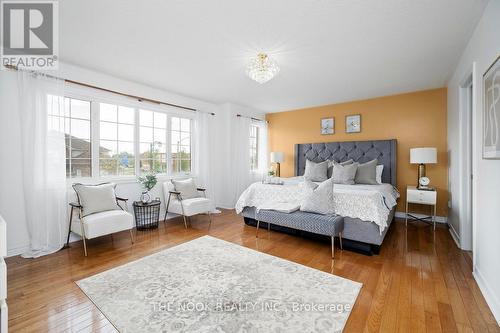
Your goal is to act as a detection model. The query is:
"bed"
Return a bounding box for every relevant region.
[238,139,398,255]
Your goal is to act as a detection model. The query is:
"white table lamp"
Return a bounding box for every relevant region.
[410,147,437,188]
[270,152,284,177]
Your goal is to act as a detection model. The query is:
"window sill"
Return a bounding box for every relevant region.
[66,173,197,187]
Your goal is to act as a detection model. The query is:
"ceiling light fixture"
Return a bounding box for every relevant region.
[246,53,280,84]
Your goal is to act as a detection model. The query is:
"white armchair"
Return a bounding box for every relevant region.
[68,183,134,256]
[163,180,214,229]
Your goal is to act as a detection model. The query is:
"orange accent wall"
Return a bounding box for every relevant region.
[266,88,448,216]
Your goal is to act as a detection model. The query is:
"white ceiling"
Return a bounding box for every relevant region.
[60,0,488,112]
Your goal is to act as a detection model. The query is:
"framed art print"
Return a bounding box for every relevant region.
[345,114,361,133]
[483,54,500,159]
[321,117,334,135]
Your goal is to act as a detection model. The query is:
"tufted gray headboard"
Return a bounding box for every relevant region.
[295,139,397,186]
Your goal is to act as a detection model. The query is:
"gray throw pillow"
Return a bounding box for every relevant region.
[327,159,354,178]
[171,178,199,199]
[355,159,379,185]
[304,159,328,182]
[300,177,335,215]
[73,183,120,217]
[331,162,358,185]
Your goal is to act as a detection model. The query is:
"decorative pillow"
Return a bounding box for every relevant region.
[299,180,319,192]
[171,178,199,199]
[355,159,379,185]
[303,159,328,182]
[376,165,384,184]
[73,183,120,217]
[327,159,353,178]
[331,162,359,185]
[300,178,335,215]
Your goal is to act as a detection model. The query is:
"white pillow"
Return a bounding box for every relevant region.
[331,162,358,185]
[73,183,120,217]
[376,165,384,184]
[300,178,335,215]
[171,178,199,199]
[304,160,328,182]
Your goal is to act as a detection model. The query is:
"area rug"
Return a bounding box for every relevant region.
[76,236,362,332]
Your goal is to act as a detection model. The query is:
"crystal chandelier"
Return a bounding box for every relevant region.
[246,53,280,84]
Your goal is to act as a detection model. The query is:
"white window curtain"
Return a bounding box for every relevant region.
[17,71,67,258]
[194,111,217,210]
[231,116,252,204]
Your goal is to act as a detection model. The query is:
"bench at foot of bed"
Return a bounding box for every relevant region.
[248,209,344,259]
[243,216,383,256]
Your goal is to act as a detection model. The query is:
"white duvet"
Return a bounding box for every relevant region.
[235,177,400,233]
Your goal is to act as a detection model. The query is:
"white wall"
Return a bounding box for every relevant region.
[0,62,265,256]
[447,0,500,324]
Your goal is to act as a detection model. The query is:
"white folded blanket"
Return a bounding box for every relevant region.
[256,202,301,213]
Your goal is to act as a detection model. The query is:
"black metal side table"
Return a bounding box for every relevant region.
[133,200,161,230]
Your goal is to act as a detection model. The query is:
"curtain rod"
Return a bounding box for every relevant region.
[236,114,267,123]
[4,64,215,115]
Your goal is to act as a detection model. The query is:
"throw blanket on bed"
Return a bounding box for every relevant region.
[235,177,399,233]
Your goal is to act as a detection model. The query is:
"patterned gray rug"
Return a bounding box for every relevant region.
[77,236,362,332]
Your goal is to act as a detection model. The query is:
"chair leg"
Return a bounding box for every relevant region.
[163,210,168,224]
[207,212,212,229]
[339,232,343,250]
[256,220,260,238]
[182,215,188,229]
[80,221,88,257]
[331,235,335,259]
[129,230,135,244]
[66,206,74,248]
[82,236,88,257]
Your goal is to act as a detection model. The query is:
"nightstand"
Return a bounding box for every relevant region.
[405,186,437,230]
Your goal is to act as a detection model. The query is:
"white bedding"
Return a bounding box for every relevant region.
[235,177,400,233]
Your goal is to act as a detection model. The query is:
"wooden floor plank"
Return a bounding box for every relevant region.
[6,211,498,333]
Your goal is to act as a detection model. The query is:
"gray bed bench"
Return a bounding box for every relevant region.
[253,209,344,258]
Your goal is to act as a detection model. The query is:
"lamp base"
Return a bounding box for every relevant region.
[275,163,281,177]
[417,163,426,187]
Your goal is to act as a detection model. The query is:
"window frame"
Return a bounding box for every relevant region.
[63,84,196,183]
[249,124,259,172]
[170,116,193,174]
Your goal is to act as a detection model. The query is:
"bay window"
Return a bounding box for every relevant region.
[170,117,192,173]
[48,96,92,178]
[139,109,167,174]
[59,92,195,180]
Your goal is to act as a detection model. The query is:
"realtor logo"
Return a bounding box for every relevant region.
[1,0,58,69]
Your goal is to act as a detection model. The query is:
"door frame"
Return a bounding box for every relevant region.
[458,62,478,268]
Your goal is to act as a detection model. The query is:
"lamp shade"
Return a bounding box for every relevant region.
[270,151,284,163]
[410,147,437,164]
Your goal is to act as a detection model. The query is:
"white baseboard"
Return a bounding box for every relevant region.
[7,243,30,257]
[394,211,448,223]
[473,268,500,326]
[448,223,461,248]
[216,205,235,210]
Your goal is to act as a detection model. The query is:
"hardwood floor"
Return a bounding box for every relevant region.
[6,209,499,332]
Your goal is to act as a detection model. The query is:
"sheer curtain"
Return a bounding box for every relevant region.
[256,120,269,179]
[231,116,252,204]
[17,71,67,258]
[194,111,218,211]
